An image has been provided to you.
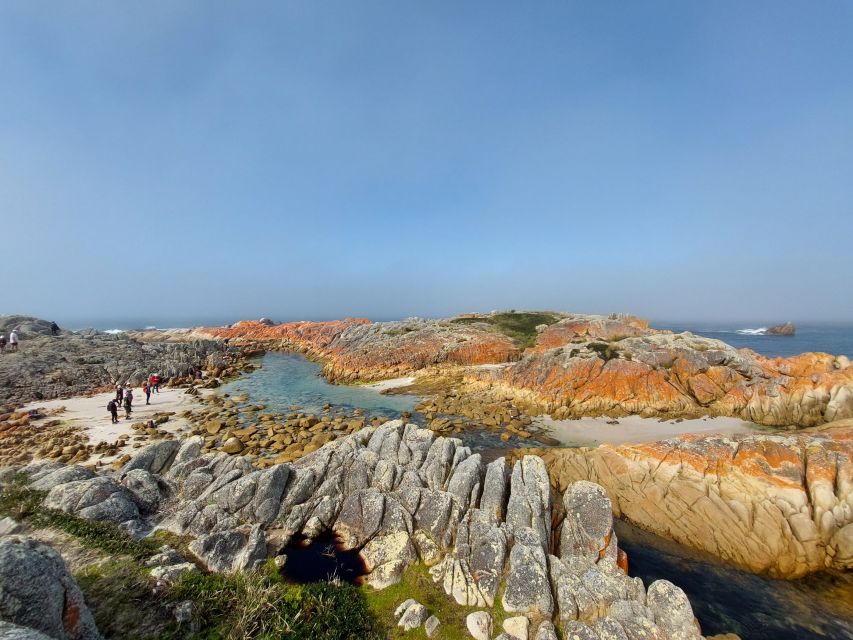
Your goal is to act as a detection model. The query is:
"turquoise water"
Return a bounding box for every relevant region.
[217,352,419,418]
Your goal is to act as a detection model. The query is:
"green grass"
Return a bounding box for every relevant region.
[362,564,469,640]
[167,562,383,640]
[0,477,383,639]
[451,312,561,349]
[0,479,161,559]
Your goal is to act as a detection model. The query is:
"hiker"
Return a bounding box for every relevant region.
[8,330,18,352]
[115,384,124,405]
[50,322,60,336]
[0,334,5,353]
[107,399,119,424]
[123,387,133,419]
[143,382,151,405]
[149,373,160,393]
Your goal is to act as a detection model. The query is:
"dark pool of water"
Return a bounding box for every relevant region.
[615,520,853,640]
[281,533,367,585]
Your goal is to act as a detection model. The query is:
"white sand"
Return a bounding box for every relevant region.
[22,388,204,464]
[535,414,766,447]
[363,376,417,392]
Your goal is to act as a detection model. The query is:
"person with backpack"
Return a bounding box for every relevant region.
[8,330,18,352]
[123,387,133,419]
[115,384,124,406]
[143,382,151,405]
[107,399,118,424]
[0,334,6,354]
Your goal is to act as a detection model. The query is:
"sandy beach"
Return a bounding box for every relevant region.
[535,414,767,447]
[22,387,203,465]
[362,376,416,392]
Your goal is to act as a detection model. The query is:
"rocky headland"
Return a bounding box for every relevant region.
[0,317,249,408]
[191,312,853,428]
[0,421,722,639]
[529,419,853,579]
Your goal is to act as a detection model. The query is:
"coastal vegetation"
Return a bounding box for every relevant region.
[450,311,561,348]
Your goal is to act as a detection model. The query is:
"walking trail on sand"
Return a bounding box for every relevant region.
[21,388,204,465]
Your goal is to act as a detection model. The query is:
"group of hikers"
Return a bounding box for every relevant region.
[0,330,19,353]
[107,374,161,423]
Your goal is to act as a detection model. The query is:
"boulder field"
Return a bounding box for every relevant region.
[191,313,853,428]
[4,421,719,640]
[533,420,853,579]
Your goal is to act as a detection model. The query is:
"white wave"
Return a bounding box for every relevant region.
[103,329,125,334]
[736,327,767,335]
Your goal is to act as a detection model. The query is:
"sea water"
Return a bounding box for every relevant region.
[216,352,418,419]
[658,323,853,358]
[617,521,853,640]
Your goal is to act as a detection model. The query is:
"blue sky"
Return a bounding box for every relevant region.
[2,1,852,325]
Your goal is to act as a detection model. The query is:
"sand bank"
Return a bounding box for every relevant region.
[362,376,416,392]
[22,388,204,465]
[536,414,767,447]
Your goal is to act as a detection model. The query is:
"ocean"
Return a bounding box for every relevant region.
[656,323,853,358]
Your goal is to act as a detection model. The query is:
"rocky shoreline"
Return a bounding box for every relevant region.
[531,420,853,579]
[1,421,723,639]
[191,313,853,428]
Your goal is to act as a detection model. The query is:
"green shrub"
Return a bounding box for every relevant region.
[587,342,620,362]
[451,312,561,349]
[169,563,381,640]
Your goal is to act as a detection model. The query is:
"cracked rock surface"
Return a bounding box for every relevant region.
[13,421,711,639]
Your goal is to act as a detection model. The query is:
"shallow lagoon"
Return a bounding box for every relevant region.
[217,352,419,418]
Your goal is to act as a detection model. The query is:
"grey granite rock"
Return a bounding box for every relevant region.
[0,536,101,640]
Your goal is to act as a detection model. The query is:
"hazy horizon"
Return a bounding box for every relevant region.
[3,2,852,323]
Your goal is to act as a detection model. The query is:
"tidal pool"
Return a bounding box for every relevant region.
[217,352,419,418]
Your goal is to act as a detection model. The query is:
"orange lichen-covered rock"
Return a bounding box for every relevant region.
[534,315,654,350]
[476,330,853,427]
[197,318,520,382]
[539,420,853,578]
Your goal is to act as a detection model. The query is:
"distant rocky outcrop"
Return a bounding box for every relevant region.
[0,316,65,339]
[195,313,853,428]
[0,319,243,406]
[766,322,796,336]
[9,422,713,639]
[0,535,102,639]
[535,419,853,578]
[196,317,522,382]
